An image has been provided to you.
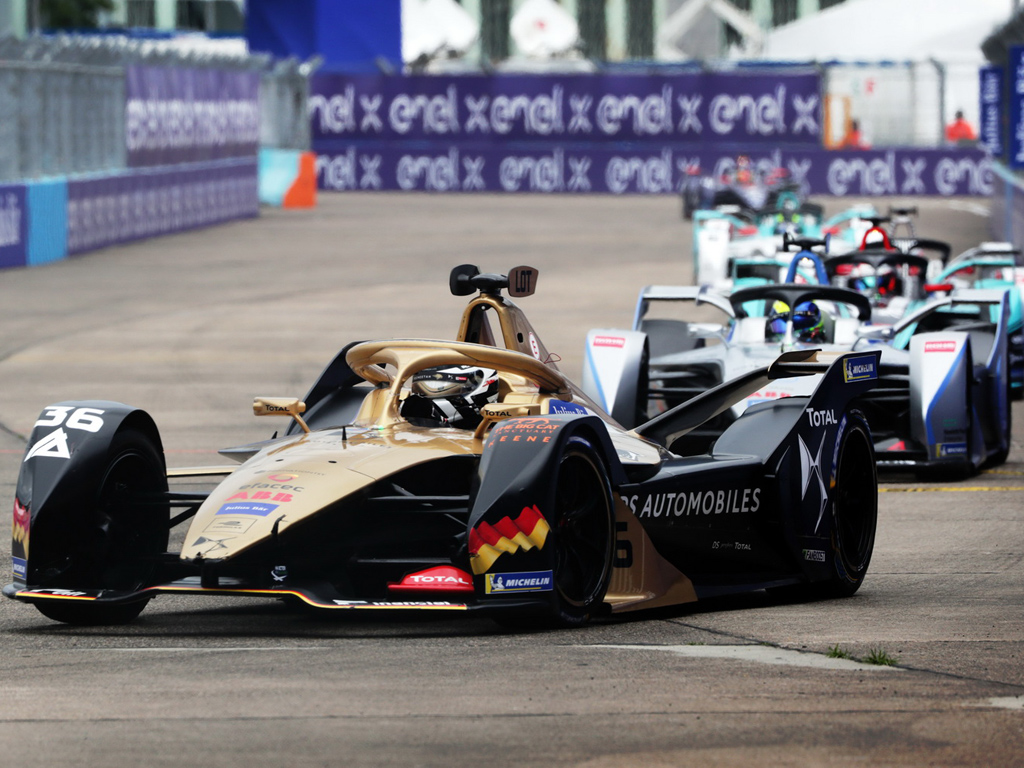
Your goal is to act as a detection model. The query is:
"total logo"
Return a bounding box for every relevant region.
[806,407,837,427]
[389,565,475,594]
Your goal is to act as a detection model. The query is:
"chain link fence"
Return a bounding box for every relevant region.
[824,60,980,148]
[0,35,313,184]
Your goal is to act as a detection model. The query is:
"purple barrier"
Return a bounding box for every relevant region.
[314,144,991,197]
[126,65,260,167]
[310,71,824,146]
[67,159,259,255]
[0,184,27,268]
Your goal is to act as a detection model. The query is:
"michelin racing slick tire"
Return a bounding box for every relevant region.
[35,429,168,625]
[819,411,877,599]
[547,438,615,626]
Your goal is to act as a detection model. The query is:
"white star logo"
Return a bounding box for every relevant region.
[799,433,829,533]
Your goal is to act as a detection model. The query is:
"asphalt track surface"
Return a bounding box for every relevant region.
[0,193,1020,767]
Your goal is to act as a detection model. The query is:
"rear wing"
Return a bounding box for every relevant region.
[633,284,734,329]
[634,349,881,449]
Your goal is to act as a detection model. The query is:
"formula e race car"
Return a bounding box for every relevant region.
[583,282,1012,476]
[680,156,804,220]
[691,205,877,289]
[8,266,880,627]
[932,242,1024,396]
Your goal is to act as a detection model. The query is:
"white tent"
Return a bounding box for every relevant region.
[402,0,479,64]
[509,0,580,58]
[754,0,1007,63]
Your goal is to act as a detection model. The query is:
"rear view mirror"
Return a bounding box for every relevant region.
[688,322,726,340]
[508,266,538,297]
[855,325,894,341]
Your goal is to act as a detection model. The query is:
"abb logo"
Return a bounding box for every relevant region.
[593,336,626,348]
[924,341,957,353]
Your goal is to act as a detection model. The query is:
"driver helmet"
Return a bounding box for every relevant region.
[792,301,824,342]
[773,210,802,234]
[735,155,753,185]
[411,366,497,404]
[877,271,903,298]
[766,300,790,339]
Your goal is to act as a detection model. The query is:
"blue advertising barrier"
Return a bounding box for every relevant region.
[2,159,258,270]
[27,179,67,266]
[0,184,28,268]
[311,71,825,147]
[67,159,259,255]
[126,66,261,168]
[314,143,991,197]
[310,72,988,197]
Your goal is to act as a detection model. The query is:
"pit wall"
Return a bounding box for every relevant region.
[311,71,990,197]
[0,158,258,270]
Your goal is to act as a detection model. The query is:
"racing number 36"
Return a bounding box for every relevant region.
[34,406,106,433]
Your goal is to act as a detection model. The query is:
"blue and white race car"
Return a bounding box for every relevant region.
[583,282,1012,477]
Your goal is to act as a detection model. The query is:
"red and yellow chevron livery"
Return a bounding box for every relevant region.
[469,505,550,575]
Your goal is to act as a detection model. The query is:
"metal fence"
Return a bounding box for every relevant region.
[823,59,981,148]
[0,35,313,184]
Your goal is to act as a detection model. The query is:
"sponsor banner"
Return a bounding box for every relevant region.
[843,355,878,383]
[1010,46,1024,169]
[216,501,278,517]
[126,65,260,167]
[0,184,27,268]
[548,400,587,415]
[924,340,958,353]
[310,72,823,146]
[66,160,258,255]
[315,144,991,197]
[980,65,1004,157]
[485,570,554,594]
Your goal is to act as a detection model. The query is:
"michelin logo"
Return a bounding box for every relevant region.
[485,570,554,594]
[843,356,877,383]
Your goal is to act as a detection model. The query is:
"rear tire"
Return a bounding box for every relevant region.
[33,428,168,625]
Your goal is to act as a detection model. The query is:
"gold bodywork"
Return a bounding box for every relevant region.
[176,285,696,612]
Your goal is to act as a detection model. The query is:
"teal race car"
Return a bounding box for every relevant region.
[932,242,1023,398]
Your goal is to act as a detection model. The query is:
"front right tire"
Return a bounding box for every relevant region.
[34,428,168,625]
[821,412,877,598]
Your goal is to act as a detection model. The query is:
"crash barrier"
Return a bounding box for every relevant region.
[258,148,317,207]
[988,161,1024,246]
[310,72,989,197]
[0,158,258,269]
[0,37,312,270]
[0,36,310,183]
[315,142,990,197]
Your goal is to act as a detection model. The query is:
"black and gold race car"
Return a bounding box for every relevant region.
[6,265,880,626]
